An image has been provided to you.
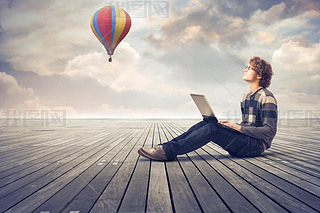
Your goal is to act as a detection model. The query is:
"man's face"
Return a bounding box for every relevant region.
[243,64,260,82]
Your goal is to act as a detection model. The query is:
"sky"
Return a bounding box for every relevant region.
[0,0,320,119]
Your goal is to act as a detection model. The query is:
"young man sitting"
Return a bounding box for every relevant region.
[138,56,277,161]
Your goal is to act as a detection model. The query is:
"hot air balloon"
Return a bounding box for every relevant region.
[90,6,131,62]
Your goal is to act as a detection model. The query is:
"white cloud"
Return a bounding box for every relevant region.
[63,42,195,98]
[272,40,320,73]
[0,1,121,75]
[63,43,158,92]
[272,9,320,37]
[250,3,286,26]
[1,0,320,118]
[0,72,77,118]
[0,72,34,108]
[271,40,320,94]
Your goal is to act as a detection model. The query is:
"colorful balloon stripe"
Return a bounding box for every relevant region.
[91,9,106,48]
[97,7,113,54]
[90,6,131,58]
[112,7,126,49]
[111,6,116,49]
[114,10,131,49]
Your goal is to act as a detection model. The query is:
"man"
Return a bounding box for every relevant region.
[138,56,277,161]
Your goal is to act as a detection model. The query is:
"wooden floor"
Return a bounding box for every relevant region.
[0,119,319,213]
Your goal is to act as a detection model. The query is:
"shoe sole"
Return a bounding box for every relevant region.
[138,148,167,161]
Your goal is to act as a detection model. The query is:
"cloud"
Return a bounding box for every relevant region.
[0,70,77,117]
[141,0,320,117]
[0,67,77,116]
[0,58,198,118]
[250,2,286,26]
[273,40,320,73]
[272,40,320,94]
[1,0,320,118]
[144,1,320,80]
[271,9,320,43]
[0,0,109,74]
[0,0,53,11]
[270,38,320,115]
[145,1,250,49]
[0,72,34,108]
[146,1,320,55]
[63,42,195,98]
[64,42,145,92]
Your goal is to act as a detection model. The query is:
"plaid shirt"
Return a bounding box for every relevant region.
[240,87,277,148]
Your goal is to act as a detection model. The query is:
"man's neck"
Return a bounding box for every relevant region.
[249,82,263,94]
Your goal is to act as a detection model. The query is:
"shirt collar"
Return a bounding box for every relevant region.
[250,87,263,97]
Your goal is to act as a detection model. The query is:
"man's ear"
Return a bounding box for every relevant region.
[257,75,262,80]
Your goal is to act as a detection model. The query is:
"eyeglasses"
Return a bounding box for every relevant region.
[245,65,255,71]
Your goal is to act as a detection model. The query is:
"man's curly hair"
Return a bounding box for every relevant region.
[249,56,273,88]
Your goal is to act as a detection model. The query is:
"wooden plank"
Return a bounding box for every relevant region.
[178,155,231,212]
[272,140,320,159]
[0,129,103,168]
[208,144,320,211]
[170,121,320,211]
[146,123,172,213]
[259,154,320,179]
[158,123,202,213]
[0,128,137,212]
[163,122,231,212]
[117,123,154,212]
[0,130,68,154]
[0,135,61,160]
[89,123,152,212]
[0,135,92,176]
[33,125,146,213]
[262,147,320,172]
[203,146,318,213]
[0,132,68,166]
[252,155,320,186]
[275,134,320,148]
[166,123,259,213]
[189,151,261,213]
[277,128,320,142]
[0,128,116,170]
[190,143,287,213]
[0,131,116,187]
[0,119,319,213]
[61,126,147,213]
[267,146,320,168]
[244,157,320,196]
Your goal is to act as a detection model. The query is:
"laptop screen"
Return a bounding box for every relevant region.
[190,94,216,118]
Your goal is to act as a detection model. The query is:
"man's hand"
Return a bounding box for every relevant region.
[218,120,242,131]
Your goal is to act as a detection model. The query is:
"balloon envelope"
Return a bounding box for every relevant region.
[91,6,131,59]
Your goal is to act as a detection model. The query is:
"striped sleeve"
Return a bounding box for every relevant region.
[238,93,248,125]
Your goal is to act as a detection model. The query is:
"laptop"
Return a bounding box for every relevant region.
[190,93,240,132]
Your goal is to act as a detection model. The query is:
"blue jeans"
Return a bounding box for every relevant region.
[162,120,265,160]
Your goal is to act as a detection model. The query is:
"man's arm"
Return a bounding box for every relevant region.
[240,96,277,141]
